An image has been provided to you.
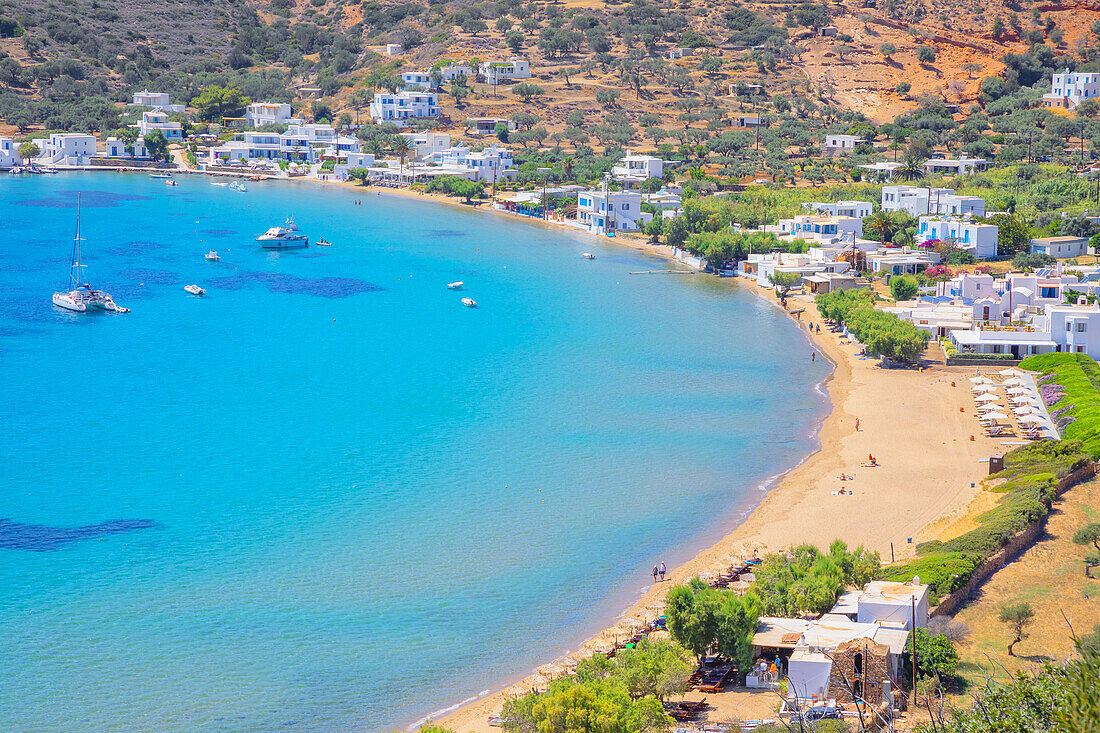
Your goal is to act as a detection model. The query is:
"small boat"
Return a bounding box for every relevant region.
[52,194,129,314]
[256,217,309,249]
[165,179,179,186]
[461,297,477,308]
[315,237,332,246]
[205,250,220,261]
[210,181,229,187]
[9,167,23,174]
[184,284,206,296]
[150,173,172,179]
[582,252,595,259]
[230,181,247,192]
[447,281,464,290]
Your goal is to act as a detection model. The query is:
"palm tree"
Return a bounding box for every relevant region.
[390,136,411,174]
[894,155,925,182]
[867,210,897,244]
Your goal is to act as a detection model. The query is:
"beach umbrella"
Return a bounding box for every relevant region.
[1003,377,1024,386]
[620,617,644,632]
[1019,415,1045,424]
[968,376,991,383]
[555,655,579,670]
[1007,386,1029,394]
[999,369,1017,376]
[698,571,718,582]
[972,384,997,393]
[528,673,551,691]
[1013,405,1039,415]
[976,394,1000,403]
[505,684,531,698]
[537,662,565,679]
[977,404,1001,413]
[981,411,1009,420]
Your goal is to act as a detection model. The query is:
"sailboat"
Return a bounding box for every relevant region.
[52,194,130,313]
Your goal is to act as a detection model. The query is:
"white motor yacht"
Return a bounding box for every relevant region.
[447,281,464,290]
[205,251,220,261]
[461,297,477,308]
[582,252,595,259]
[184,284,206,296]
[256,217,309,249]
[52,194,130,313]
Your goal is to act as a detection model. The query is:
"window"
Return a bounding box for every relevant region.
[1078,323,1087,332]
[1078,346,1086,353]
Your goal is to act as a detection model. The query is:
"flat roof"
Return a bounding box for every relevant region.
[1033,236,1088,244]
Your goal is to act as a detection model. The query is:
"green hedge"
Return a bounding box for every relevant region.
[817,289,929,363]
[884,439,1092,603]
[882,552,983,601]
[1019,353,1100,458]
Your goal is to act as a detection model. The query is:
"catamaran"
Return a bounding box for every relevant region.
[52,194,130,313]
[256,217,309,249]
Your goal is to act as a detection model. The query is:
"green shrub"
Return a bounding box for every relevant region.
[882,553,983,603]
[1019,353,1100,457]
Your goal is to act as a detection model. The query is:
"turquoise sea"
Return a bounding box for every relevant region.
[0,173,828,732]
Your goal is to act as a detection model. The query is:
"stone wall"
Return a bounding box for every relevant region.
[932,462,1097,617]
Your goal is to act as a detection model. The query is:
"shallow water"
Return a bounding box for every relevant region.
[0,173,829,731]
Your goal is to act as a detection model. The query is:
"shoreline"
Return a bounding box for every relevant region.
[41,168,994,730]
[432,290,1004,731]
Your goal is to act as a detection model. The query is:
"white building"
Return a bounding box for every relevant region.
[434,145,514,182]
[208,131,282,164]
[1044,68,1100,109]
[130,90,185,113]
[610,149,664,185]
[368,91,440,124]
[0,136,16,167]
[467,118,515,136]
[38,133,97,165]
[137,110,183,141]
[103,136,149,159]
[438,63,475,82]
[803,200,873,219]
[775,214,864,244]
[858,161,902,181]
[480,57,531,85]
[949,301,1100,360]
[576,189,644,235]
[345,152,377,169]
[400,131,451,161]
[923,157,991,176]
[385,43,403,56]
[280,123,359,162]
[882,185,986,217]
[400,71,437,90]
[246,102,296,127]
[823,134,863,155]
[1030,235,1090,259]
[917,216,999,258]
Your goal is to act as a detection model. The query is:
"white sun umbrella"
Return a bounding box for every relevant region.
[969,376,993,384]
[1003,377,1024,386]
[1013,405,1039,415]
[1007,386,1030,394]
[972,384,997,393]
[1019,414,1045,424]
[981,411,1009,420]
[976,393,1001,403]
[998,369,1017,376]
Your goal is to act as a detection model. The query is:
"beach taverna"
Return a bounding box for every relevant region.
[751,579,929,705]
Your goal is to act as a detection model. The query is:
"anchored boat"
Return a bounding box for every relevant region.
[52,194,130,313]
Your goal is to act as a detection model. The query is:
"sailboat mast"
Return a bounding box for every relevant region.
[71,193,83,289]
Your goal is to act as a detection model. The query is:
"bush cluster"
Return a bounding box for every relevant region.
[816,288,929,363]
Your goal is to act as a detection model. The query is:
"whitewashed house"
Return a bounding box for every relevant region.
[467,117,515,136]
[438,63,475,82]
[858,161,902,181]
[610,149,664,185]
[0,136,16,167]
[280,123,359,162]
[434,145,514,182]
[38,133,98,165]
[882,185,986,217]
[208,131,282,164]
[1030,235,1090,259]
[917,216,999,258]
[368,91,440,124]
[345,152,377,169]
[480,57,531,84]
[775,214,864,244]
[1044,69,1100,109]
[823,134,863,155]
[103,136,149,159]
[400,131,451,161]
[386,43,403,56]
[923,157,991,176]
[401,71,437,90]
[245,102,296,127]
[138,110,183,141]
[803,200,873,219]
[576,189,644,235]
[130,90,185,113]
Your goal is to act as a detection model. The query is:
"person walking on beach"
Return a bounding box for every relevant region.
[855,418,860,431]
[652,565,659,583]
[659,561,666,581]
[811,351,816,363]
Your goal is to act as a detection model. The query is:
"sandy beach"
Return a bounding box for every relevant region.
[433,281,1006,732]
